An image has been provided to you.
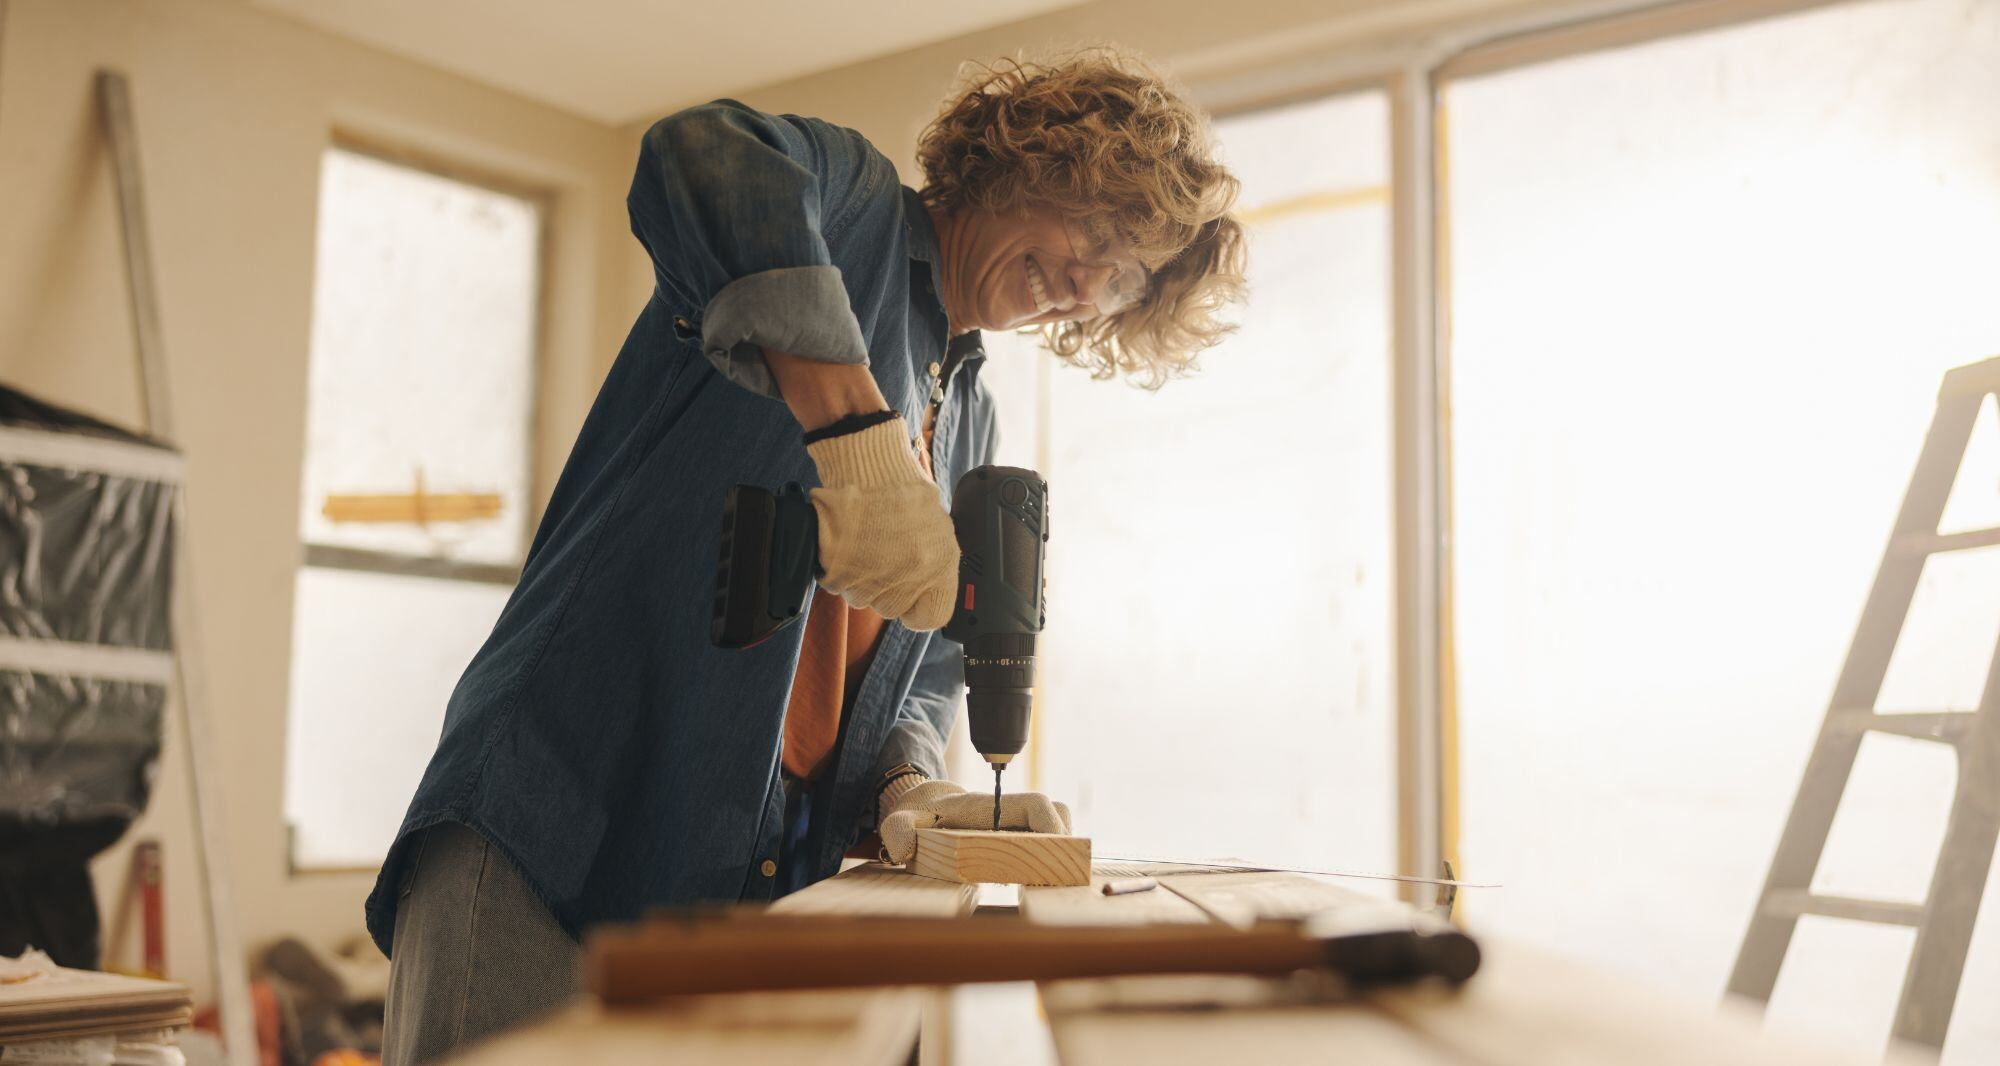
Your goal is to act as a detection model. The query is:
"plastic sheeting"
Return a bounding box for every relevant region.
[0,386,175,833]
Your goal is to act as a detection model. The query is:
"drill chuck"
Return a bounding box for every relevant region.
[963,631,1036,762]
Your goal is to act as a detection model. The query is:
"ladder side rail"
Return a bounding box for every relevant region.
[98,70,260,1066]
[1828,384,1984,710]
[1727,383,1984,1003]
[1890,623,2000,1048]
[1938,354,2000,399]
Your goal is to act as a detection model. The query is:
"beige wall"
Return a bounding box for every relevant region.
[0,0,630,1000]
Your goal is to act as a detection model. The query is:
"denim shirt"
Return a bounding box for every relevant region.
[364,100,997,952]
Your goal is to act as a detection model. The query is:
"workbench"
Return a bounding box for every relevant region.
[452,861,1911,1065]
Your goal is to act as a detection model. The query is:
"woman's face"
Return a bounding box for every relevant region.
[933,207,1149,334]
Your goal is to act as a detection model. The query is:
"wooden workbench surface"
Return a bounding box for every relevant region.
[449,865,971,1066]
[453,861,1908,1066]
[1021,866,1917,1066]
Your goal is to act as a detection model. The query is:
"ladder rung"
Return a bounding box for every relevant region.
[1828,709,1978,743]
[1896,527,2000,555]
[1764,889,1925,926]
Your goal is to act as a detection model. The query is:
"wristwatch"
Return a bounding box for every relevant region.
[876,764,928,800]
[876,762,929,813]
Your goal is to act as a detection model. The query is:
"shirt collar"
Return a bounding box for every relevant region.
[901,186,944,272]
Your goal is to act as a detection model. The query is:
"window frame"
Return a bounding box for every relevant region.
[1182,0,1862,902]
[300,133,554,588]
[285,136,553,874]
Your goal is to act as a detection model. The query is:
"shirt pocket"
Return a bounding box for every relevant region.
[670,311,701,346]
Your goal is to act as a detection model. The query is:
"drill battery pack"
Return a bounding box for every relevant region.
[711,483,818,649]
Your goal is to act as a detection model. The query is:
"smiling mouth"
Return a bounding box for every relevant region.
[1024,256,1058,316]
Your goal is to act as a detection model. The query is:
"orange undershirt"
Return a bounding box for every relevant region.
[780,421,937,782]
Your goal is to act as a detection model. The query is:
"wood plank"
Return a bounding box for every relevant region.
[1373,941,1930,1066]
[322,490,503,524]
[1019,874,1213,927]
[448,997,918,1066]
[1017,869,1912,1066]
[1049,1002,1471,1065]
[1039,972,1334,1015]
[910,829,1091,886]
[1158,870,1385,928]
[1022,866,1468,1064]
[773,862,979,917]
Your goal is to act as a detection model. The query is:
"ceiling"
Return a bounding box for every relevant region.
[252,0,1089,125]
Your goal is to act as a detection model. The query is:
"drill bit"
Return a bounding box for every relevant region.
[992,765,1003,832]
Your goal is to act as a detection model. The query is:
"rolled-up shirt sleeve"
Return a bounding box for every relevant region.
[628,100,873,399]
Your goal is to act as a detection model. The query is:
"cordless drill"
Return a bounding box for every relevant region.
[711,466,1049,829]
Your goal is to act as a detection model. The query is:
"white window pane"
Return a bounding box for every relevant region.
[1001,92,1394,874]
[1445,0,2000,1058]
[299,148,539,565]
[283,567,509,869]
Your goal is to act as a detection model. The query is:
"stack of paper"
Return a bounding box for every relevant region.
[0,951,191,1044]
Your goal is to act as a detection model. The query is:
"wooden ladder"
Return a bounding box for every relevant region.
[1728,355,2000,1051]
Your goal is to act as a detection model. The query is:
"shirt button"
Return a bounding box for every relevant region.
[760,859,777,878]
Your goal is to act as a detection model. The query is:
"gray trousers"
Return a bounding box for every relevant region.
[380,822,582,1065]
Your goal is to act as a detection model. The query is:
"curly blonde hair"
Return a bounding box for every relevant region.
[917,48,1246,387]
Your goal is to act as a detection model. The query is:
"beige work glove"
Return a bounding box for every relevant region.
[807,419,960,631]
[878,778,1073,865]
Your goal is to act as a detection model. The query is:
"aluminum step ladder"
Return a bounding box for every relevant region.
[1728,355,2000,1051]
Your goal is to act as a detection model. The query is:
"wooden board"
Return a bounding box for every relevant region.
[1019,873,1213,927]
[1370,943,1930,1066]
[909,829,1091,886]
[464,861,1917,1066]
[1049,1005,1472,1066]
[1156,871,1381,928]
[770,863,978,917]
[1017,869,1477,1065]
[450,998,918,1066]
[1021,869,1913,1066]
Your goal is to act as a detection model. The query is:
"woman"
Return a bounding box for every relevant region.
[370,48,1246,1064]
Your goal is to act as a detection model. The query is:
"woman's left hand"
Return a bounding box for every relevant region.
[878,779,1072,864]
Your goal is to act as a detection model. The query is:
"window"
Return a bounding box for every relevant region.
[1442,0,2000,1057]
[979,92,1397,875]
[283,146,542,871]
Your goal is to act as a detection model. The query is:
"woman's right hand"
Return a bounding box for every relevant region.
[764,350,959,629]
[805,416,959,630]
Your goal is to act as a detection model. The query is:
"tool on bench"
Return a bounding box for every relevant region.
[586,907,1480,1001]
[712,465,1049,830]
